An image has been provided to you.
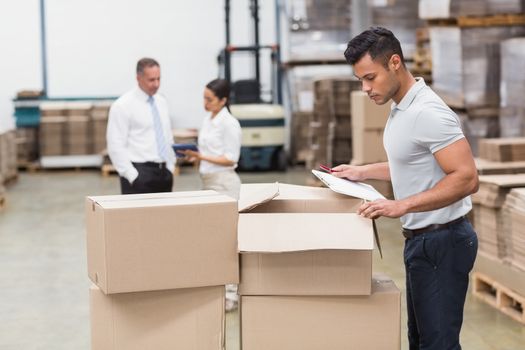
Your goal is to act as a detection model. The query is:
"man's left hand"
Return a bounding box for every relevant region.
[358,199,407,219]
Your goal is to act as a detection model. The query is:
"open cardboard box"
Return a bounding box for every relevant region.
[237,183,380,296]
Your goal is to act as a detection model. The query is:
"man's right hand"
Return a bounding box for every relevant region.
[331,164,367,181]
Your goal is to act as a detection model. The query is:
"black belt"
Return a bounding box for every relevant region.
[133,161,167,169]
[402,216,466,239]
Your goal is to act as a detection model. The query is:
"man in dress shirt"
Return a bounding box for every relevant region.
[107,57,175,194]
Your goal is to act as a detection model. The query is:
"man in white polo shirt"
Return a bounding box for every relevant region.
[332,27,479,350]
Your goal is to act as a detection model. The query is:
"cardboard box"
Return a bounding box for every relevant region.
[240,275,401,350]
[86,191,239,294]
[351,91,390,130]
[352,129,387,165]
[238,183,363,214]
[472,174,525,208]
[90,285,225,350]
[238,183,374,296]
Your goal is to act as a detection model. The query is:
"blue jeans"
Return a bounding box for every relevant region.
[404,218,478,350]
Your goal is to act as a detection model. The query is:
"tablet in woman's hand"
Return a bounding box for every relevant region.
[172,143,198,158]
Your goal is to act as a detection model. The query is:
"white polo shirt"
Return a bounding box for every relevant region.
[383,78,472,229]
[198,107,242,175]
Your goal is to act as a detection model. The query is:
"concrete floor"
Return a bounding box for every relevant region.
[0,166,524,350]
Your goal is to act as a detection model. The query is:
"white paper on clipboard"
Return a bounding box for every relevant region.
[311,169,385,201]
[312,169,386,258]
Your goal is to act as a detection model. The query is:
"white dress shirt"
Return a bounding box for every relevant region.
[198,107,242,175]
[107,87,175,183]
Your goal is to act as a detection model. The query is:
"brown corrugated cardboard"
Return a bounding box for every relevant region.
[472,174,525,208]
[351,91,390,130]
[238,184,374,296]
[86,190,239,294]
[239,183,363,213]
[240,275,401,350]
[475,157,525,175]
[352,129,387,165]
[90,285,225,350]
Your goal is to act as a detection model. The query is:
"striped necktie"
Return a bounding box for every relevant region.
[147,96,169,162]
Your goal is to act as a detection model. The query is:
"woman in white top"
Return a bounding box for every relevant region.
[183,79,242,200]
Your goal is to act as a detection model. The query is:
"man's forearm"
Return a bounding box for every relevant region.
[362,162,391,181]
[400,171,477,214]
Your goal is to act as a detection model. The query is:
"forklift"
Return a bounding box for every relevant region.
[218,0,287,171]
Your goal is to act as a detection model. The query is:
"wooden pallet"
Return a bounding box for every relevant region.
[472,272,525,324]
[17,160,40,172]
[428,14,525,27]
[100,164,117,177]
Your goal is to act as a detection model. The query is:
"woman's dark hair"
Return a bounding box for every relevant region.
[344,27,405,68]
[206,79,231,108]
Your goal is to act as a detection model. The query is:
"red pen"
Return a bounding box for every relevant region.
[319,164,332,173]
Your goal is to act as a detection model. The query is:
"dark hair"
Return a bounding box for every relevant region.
[136,57,160,75]
[344,27,405,68]
[206,79,231,107]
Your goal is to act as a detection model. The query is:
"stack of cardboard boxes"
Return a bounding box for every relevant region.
[472,175,525,259]
[237,183,401,350]
[500,38,525,137]
[39,101,112,157]
[0,130,18,209]
[478,137,525,162]
[502,188,525,272]
[350,91,394,199]
[91,101,111,154]
[85,191,239,349]
[14,127,38,165]
[306,77,361,170]
[85,184,402,349]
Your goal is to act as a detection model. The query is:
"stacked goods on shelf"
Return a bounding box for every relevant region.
[410,27,432,83]
[500,38,525,137]
[0,173,4,209]
[457,109,500,157]
[372,0,424,59]
[288,0,351,61]
[38,101,112,158]
[419,0,525,19]
[304,0,351,31]
[86,191,238,349]
[475,157,525,175]
[15,127,38,165]
[503,188,525,272]
[306,77,360,170]
[472,185,525,325]
[474,137,525,176]
[0,130,18,209]
[39,102,70,156]
[91,101,111,154]
[64,102,92,155]
[478,137,525,162]
[238,183,401,350]
[290,111,311,164]
[350,91,393,199]
[428,25,525,112]
[0,131,18,183]
[472,175,525,260]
